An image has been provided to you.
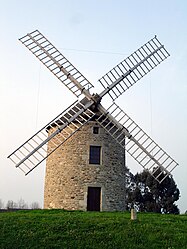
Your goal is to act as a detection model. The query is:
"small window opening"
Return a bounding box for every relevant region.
[89,145,101,164]
[93,127,99,134]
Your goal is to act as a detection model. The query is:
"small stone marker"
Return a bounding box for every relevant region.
[131,209,137,220]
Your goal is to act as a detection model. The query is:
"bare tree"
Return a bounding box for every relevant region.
[6,200,15,209]
[30,202,40,209]
[0,199,4,209]
[17,198,28,209]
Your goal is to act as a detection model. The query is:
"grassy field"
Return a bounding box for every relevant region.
[0,210,186,249]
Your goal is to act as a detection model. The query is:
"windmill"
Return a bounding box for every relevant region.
[8,30,178,211]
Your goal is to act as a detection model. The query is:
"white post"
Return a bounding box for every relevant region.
[131,208,137,220]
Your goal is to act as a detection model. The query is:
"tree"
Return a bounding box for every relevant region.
[126,168,180,214]
[17,198,28,209]
[6,200,17,209]
[30,202,40,209]
[125,168,143,210]
[0,199,4,209]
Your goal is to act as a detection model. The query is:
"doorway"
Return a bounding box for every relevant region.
[87,187,101,211]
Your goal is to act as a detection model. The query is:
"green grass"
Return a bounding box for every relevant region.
[0,210,186,249]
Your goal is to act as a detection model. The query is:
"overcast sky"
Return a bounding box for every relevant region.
[0,0,187,212]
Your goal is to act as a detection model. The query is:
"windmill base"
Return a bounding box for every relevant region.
[44,121,126,211]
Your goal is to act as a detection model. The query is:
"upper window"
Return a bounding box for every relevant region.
[89,145,101,164]
[93,127,99,134]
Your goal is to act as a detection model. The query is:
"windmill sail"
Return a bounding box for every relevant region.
[8,30,178,183]
[97,103,178,183]
[98,36,170,101]
[8,99,94,175]
[19,30,93,99]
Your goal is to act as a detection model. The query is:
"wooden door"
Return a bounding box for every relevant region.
[87,187,101,211]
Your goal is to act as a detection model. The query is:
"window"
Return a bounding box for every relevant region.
[93,127,99,134]
[89,145,101,164]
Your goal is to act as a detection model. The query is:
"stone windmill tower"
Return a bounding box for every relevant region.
[8,30,178,211]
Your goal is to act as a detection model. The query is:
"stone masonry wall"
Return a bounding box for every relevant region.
[44,121,126,211]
